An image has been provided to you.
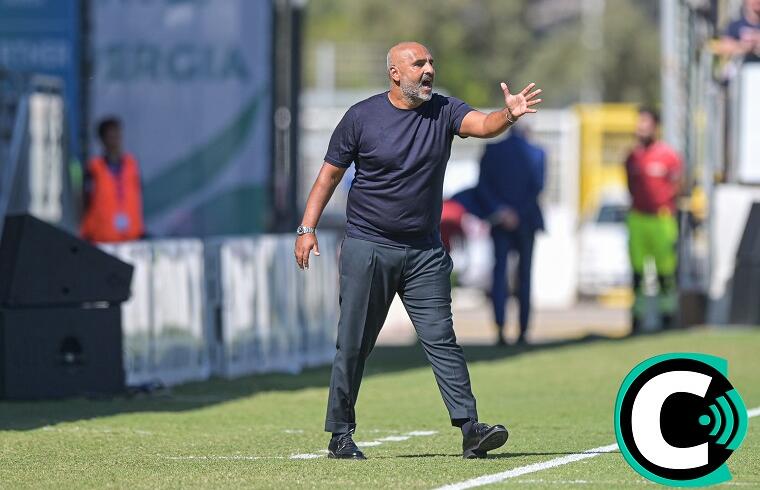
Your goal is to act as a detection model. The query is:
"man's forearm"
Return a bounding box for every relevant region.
[480,109,515,139]
[300,165,345,228]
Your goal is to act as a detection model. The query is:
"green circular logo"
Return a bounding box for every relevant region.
[614,353,748,487]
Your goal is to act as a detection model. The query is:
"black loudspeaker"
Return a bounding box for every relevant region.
[0,307,125,399]
[730,202,760,325]
[0,214,133,306]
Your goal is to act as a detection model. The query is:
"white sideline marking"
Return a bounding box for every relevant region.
[167,455,285,461]
[435,406,760,490]
[434,444,619,490]
[289,430,437,459]
[378,435,410,442]
[290,453,323,460]
[356,441,383,447]
[167,456,285,461]
[164,430,438,462]
[408,430,437,436]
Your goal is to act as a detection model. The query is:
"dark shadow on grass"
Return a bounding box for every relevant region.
[0,332,636,431]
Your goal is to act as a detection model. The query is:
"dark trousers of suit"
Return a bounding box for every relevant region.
[490,226,535,335]
[324,236,478,434]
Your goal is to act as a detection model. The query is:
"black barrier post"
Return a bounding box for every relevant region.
[271,0,305,233]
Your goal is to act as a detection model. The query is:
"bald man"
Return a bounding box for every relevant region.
[295,42,542,460]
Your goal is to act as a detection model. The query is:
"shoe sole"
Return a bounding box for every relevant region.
[463,427,509,459]
[327,451,367,460]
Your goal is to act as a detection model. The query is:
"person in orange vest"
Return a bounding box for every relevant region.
[80,117,145,242]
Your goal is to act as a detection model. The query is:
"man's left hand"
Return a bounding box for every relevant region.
[502,82,542,120]
[491,207,520,231]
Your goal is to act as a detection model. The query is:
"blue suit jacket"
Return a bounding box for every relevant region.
[453,131,545,232]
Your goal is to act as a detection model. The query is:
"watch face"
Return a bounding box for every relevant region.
[297,226,304,234]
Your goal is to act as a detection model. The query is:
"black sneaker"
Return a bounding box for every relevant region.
[462,422,509,459]
[328,431,366,460]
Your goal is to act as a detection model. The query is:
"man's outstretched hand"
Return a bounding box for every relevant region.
[458,81,543,137]
[502,82,542,120]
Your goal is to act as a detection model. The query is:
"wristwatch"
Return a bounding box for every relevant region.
[296,225,316,235]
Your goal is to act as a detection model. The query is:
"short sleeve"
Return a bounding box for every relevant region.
[448,96,475,137]
[324,109,358,168]
[724,19,742,40]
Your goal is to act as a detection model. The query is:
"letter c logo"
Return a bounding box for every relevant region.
[615,354,748,486]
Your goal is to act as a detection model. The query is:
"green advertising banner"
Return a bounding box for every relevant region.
[91,0,272,236]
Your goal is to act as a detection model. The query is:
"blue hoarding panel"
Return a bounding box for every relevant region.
[0,0,81,159]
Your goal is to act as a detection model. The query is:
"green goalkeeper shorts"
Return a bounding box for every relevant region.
[626,210,678,276]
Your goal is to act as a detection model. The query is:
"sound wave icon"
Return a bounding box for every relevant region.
[699,389,748,450]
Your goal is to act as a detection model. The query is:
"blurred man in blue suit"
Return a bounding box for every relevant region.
[453,127,545,345]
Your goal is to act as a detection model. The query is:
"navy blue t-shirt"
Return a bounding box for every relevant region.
[325,92,473,247]
[725,15,760,62]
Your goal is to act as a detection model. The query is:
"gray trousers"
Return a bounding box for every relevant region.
[324,236,478,434]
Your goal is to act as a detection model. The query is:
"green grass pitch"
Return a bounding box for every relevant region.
[1,328,759,489]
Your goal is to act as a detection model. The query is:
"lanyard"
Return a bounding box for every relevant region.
[105,156,130,232]
[105,155,126,205]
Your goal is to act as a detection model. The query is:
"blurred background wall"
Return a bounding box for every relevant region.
[0,0,758,388]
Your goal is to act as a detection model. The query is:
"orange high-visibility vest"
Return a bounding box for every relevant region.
[80,154,145,243]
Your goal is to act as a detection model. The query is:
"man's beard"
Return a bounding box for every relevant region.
[400,76,433,104]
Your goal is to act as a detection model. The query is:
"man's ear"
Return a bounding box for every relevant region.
[389,66,400,82]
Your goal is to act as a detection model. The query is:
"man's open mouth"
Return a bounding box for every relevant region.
[421,79,433,89]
